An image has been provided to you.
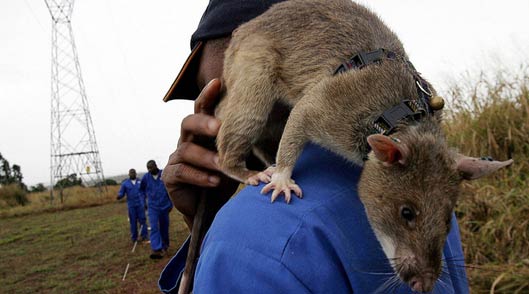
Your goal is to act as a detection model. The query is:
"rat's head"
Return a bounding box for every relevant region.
[358,121,512,292]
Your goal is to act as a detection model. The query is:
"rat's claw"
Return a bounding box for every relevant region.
[292,184,303,198]
[271,189,281,202]
[247,171,272,186]
[284,189,292,204]
[261,176,303,203]
[261,182,273,194]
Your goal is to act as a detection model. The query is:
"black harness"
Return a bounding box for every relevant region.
[333,48,435,135]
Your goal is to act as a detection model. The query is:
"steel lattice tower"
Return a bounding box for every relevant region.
[45,0,105,202]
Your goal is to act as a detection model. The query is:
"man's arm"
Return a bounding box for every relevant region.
[117,181,126,200]
[139,175,149,205]
[137,180,146,208]
[139,175,147,194]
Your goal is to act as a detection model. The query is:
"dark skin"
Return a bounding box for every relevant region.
[147,160,160,176]
[129,168,137,180]
[162,40,239,231]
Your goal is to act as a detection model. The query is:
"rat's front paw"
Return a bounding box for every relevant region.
[260,175,302,204]
[246,171,272,186]
[245,166,277,186]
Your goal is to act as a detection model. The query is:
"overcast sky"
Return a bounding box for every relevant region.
[1,0,528,186]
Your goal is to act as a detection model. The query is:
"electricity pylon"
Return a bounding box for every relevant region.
[45,0,105,202]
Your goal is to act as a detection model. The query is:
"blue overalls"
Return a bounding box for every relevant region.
[118,178,148,242]
[140,170,173,251]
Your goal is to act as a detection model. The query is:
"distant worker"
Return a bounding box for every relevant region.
[117,168,148,243]
[140,160,173,259]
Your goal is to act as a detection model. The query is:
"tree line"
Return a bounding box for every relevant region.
[0,152,25,189]
[0,153,47,192]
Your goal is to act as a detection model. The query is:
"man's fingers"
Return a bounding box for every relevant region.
[162,163,220,188]
[195,78,222,114]
[164,141,221,187]
[180,113,221,143]
[168,142,220,171]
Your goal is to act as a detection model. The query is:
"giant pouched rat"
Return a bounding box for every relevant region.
[208,0,513,292]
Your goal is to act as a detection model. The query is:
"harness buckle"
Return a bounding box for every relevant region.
[373,100,426,135]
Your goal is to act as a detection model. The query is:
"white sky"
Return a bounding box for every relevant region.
[1,0,528,186]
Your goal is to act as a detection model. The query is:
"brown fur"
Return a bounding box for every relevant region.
[359,120,461,288]
[213,0,511,291]
[216,0,409,180]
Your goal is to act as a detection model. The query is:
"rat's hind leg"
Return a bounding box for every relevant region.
[217,125,274,185]
[216,39,283,185]
[216,94,278,184]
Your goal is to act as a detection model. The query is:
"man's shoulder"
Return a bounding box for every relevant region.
[198,144,377,292]
[204,144,365,261]
[207,176,356,260]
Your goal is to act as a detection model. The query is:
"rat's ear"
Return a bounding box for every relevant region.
[455,154,513,180]
[367,134,408,166]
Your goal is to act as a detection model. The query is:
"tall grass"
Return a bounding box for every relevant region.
[0,184,29,208]
[0,185,119,218]
[444,65,529,293]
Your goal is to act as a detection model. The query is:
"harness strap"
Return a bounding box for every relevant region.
[333,48,435,135]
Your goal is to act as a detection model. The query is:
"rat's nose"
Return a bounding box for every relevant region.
[410,275,434,292]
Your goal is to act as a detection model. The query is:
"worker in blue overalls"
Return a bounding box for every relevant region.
[117,168,148,243]
[140,160,173,259]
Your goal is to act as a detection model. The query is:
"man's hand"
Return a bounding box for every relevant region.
[162,79,238,230]
[116,196,120,201]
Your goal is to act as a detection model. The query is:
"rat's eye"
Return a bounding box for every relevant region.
[400,205,416,227]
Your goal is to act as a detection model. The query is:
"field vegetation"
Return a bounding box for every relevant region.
[0,186,120,218]
[445,66,529,293]
[0,199,188,293]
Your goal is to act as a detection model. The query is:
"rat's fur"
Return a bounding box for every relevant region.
[213,0,512,291]
[216,0,408,179]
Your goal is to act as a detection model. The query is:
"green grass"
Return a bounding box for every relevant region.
[0,202,189,294]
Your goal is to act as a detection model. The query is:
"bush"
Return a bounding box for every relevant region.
[29,183,47,193]
[102,179,118,186]
[54,174,83,189]
[0,184,28,208]
[444,65,529,292]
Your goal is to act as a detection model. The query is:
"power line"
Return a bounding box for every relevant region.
[23,0,47,33]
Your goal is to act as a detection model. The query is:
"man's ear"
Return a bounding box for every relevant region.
[367,134,408,166]
[455,154,513,180]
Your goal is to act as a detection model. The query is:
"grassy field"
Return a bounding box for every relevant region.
[0,201,189,293]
